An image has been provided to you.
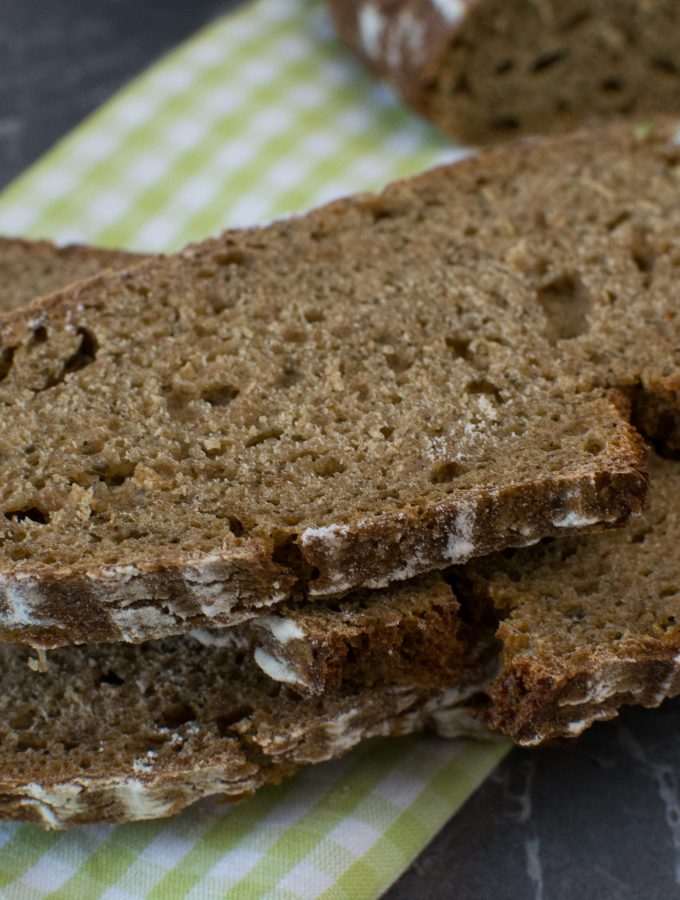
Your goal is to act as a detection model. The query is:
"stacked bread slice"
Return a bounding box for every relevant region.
[3,120,680,826]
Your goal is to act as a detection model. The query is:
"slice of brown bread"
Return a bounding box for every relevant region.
[329,0,680,144]
[0,237,143,315]
[459,454,680,745]
[200,571,488,696]
[0,127,659,649]
[0,636,490,828]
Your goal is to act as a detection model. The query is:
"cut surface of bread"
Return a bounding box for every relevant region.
[330,0,680,144]
[0,127,667,648]
[0,637,490,828]
[0,237,143,316]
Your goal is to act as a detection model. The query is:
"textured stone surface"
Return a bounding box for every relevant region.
[3,0,679,895]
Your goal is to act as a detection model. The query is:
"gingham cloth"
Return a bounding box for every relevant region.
[0,1,510,896]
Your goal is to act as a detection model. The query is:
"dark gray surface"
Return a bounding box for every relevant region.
[387,703,680,900]
[3,2,680,898]
[0,0,239,187]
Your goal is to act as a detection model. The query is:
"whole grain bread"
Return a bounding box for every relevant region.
[239,454,680,749]
[10,446,680,828]
[0,636,490,828]
[459,454,680,745]
[201,570,490,696]
[0,126,664,649]
[329,0,680,144]
[0,237,143,315]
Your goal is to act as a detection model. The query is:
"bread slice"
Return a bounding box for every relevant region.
[459,454,680,745]
[0,237,143,315]
[330,0,680,144]
[201,571,488,696]
[0,127,660,649]
[0,637,490,828]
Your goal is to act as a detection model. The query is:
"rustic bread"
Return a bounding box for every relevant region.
[329,0,680,144]
[0,237,142,315]
[0,636,490,828]
[0,128,663,649]
[6,450,680,828]
[202,571,490,695]
[240,454,680,749]
[460,454,680,745]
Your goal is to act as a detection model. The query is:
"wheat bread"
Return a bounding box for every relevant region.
[0,129,661,648]
[0,636,490,828]
[0,237,142,315]
[329,0,680,144]
[241,454,680,748]
[199,571,487,695]
[459,455,680,745]
[9,447,680,828]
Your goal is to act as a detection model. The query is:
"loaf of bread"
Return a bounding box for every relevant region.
[1,123,671,648]
[329,0,680,143]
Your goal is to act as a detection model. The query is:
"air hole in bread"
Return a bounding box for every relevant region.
[600,77,624,93]
[491,116,520,132]
[212,249,247,267]
[313,458,347,478]
[650,58,678,75]
[385,350,413,373]
[227,517,245,538]
[245,428,283,448]
[430,460,469,484]
[0,346,16,382]
[31,326,47,344]
[494,60,514,75]
[64,327,98,375]
[215,706,255,737]
[100,670,124,686]
[465,379,503,403]
[161,703,196,729]
[4,507,49,525]
[585,439,604,455]
[445,336,472,361]
[537,274,592,343]
[532,49,567,72]
[201,384,239,407]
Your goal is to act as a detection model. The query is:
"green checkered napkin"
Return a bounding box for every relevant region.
[0,0,509,896]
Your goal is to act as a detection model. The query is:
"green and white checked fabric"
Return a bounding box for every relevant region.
[0,0,509,896]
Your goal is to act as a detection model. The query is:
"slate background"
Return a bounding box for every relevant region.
[2,2,679,897]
